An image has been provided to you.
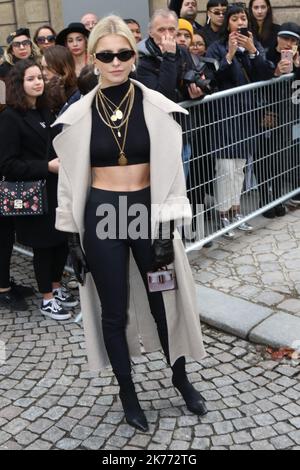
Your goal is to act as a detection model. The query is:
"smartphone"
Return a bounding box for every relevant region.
[238,28,249,37]
[281,49,294,73]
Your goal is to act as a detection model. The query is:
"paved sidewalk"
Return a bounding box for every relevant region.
[191,207,300,350]
[0,209,300,450]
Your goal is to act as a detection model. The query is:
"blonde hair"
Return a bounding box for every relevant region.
[4,40,41,66]
[88,15,138,60]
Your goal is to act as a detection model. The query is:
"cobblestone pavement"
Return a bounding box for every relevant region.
[191,208,300,318]
[1,241,300,451]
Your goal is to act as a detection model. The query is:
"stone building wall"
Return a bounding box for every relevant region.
[0,0,299,48]
[0,0,63,47]
[149,0,300,26]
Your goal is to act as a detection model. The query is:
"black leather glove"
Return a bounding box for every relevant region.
[68,233,89,286]
[152,222,175,271]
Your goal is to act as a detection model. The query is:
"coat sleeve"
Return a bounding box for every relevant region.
[249,43,275,81]
[55,161,78,233]
[206,42,236,80]
[156,116,192,230]
[137,55,179,102]
[0,111,49,181]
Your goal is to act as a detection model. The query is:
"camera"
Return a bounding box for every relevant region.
[183,70,213,94]
[183,57,219,95]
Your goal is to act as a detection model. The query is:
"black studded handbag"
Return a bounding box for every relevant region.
[0,178,48,217]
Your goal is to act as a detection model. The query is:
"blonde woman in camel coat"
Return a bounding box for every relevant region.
[53,15,206,432]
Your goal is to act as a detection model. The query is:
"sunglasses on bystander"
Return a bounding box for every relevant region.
[12,40,32,49]
[36,35,56,44]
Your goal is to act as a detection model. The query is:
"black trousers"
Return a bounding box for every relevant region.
[253,131,287,207]
[33,242,69,294]
[0,217,15,288]
[83,187,172,379]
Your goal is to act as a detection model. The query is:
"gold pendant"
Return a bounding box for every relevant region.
[111,110,123,122]
[118,152,128,166]
[116,110,123,120]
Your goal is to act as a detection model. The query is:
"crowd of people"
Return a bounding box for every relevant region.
[0,0,300,432]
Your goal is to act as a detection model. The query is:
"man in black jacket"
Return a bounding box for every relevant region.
[137,9,214,245]
[137,8,204,102]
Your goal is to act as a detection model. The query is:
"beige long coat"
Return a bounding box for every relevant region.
[53,80,206,372]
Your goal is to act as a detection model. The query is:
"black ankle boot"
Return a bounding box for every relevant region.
[172,376,208,416]
[119,380,149,432]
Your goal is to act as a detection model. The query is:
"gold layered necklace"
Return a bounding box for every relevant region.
[96,84,135,166]
[99,85,133,123]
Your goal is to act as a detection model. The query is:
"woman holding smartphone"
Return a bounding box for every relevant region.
[206,4,273,237]
[267,23,300,76]
[256,23,300,218]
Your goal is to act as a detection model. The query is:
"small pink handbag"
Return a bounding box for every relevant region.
[147,269,177,293]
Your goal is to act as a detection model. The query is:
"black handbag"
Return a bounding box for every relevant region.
[0,179,48,217]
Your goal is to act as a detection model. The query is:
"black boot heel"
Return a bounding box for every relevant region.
[172,377,208,416]
[119,390,149,432]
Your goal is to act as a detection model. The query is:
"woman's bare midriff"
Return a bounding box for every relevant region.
[92,163,151,192]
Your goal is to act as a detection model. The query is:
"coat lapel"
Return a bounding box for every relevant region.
[24,110,49,143]
[53,81,205,373]
[53,79,189,234]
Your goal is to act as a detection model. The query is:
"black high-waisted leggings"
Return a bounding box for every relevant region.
[83,187,173,379]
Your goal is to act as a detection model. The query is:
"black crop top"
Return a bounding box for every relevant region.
[90,81,151,167]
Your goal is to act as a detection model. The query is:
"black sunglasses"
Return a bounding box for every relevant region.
[209,9,227,16]
[12,39,32,48]
[36,35,56,44]
[95,50,135,63]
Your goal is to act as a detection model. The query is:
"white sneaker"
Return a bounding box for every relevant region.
[232,214,253,232]
[40,299,72,321]
[53,287,79,308]
[219,217,235,239]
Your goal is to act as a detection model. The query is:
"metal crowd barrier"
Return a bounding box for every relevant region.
[176,73,300,253]
[12,73,300,322]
